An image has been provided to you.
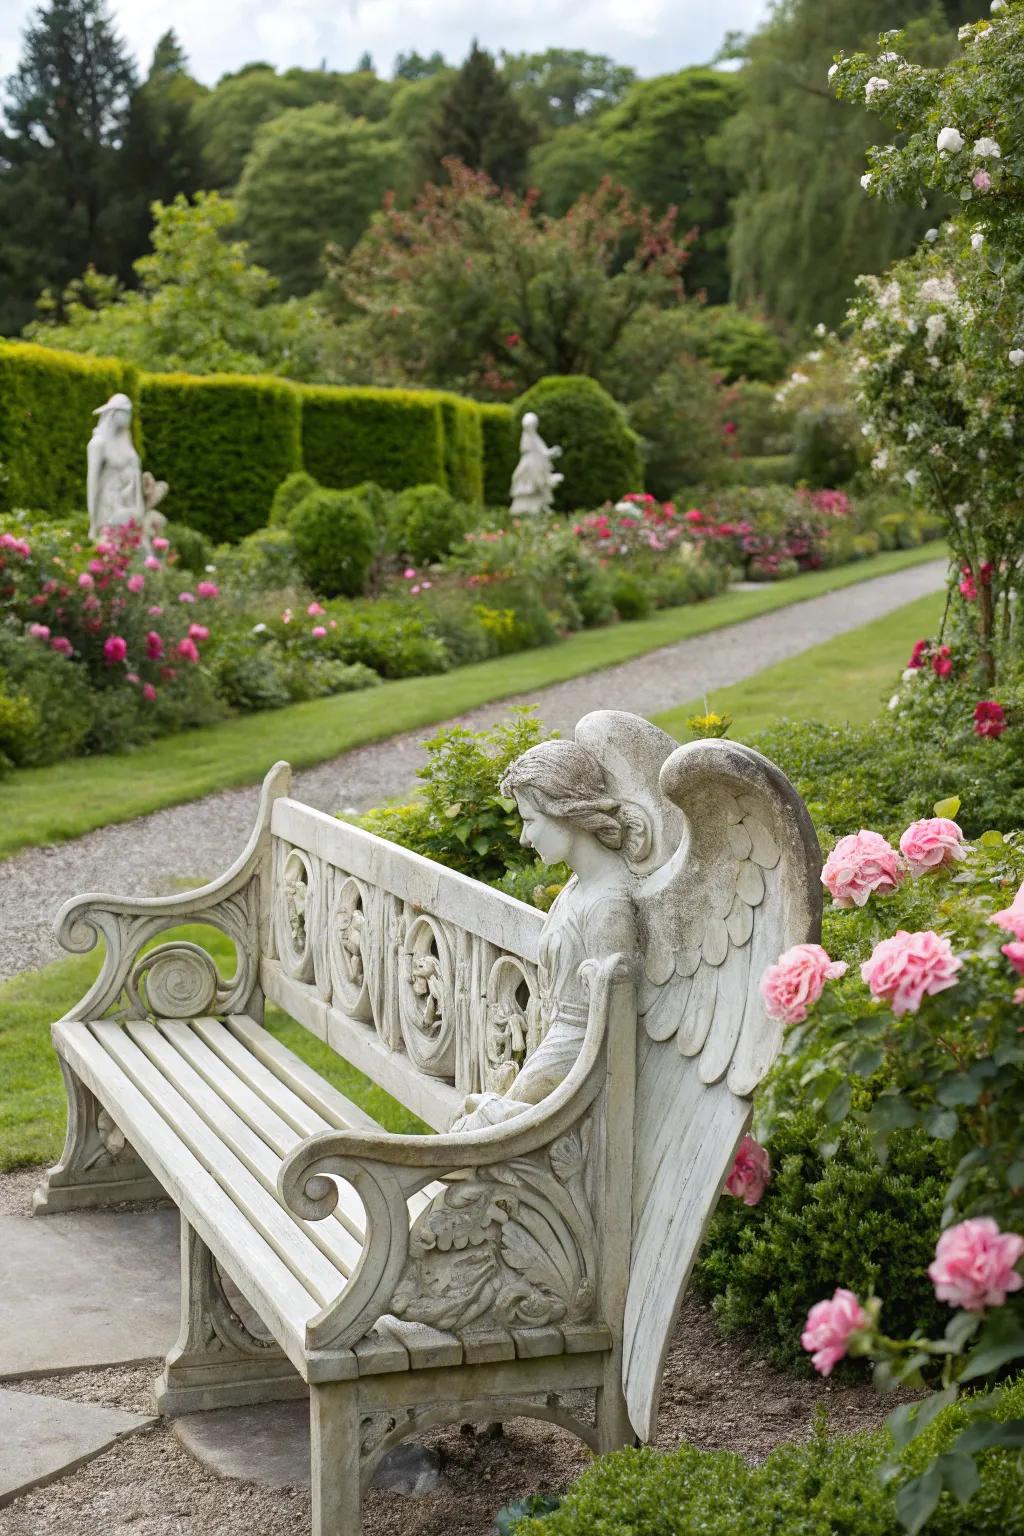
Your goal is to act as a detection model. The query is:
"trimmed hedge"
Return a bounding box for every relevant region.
[0,342,138,514]
[429,391,484,504]
[301,386,447,495]
[480,403,517,506]
[139,373,302,541]
[514,375,642,512]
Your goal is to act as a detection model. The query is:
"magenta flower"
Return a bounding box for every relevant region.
[187,623,209,643]
[196,581,219,598]
[861,929,961,1016]
[147,605,163,617]
[724,1134,771,1205]
[145,631,164,661]
[152,536,170,552]
[760,943,847,1026]
[126,573,145,593]
[801,1289,869,1376]
[144,556,161,571]
[898,817,967,876]
[50,636,73,655]
[77,572,94,589]
[27,623,50,640]
[403,567,417,579]
[103,635,127,665]
[311,625,327,638]
[174,637,200,664]
[974,700,1006,737]
[821,830,905,908]
[928,1218,1024,1311]
[142,682,157,702]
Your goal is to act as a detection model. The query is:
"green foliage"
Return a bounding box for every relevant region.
[431,392,485,503]
[0,624,94,765]
[680,304,789,384]
[0,341,137,514]
[269,470,320,529]
[138,370,301,541]
[517,1378,1024,1535]
[213,526,303,593]
[0,676,41,773]
[480,404,517,505]
[236,105,407,295]
[501,48,635,130]
[696,1112,950,1370]
[301,386,447,493]
[426,43,535,189]
[393,485,469,565]
[288,486,378,597]
[163,521,214,574]
[514,376,642,511]
[792,403,863,487]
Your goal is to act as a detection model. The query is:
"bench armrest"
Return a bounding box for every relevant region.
[57,763,291,1022]
[277,953,634,1352]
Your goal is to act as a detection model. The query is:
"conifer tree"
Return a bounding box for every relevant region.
[427,41,534,190]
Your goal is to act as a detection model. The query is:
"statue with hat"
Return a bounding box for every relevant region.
[87,393,169,554]
[509,411,563,517]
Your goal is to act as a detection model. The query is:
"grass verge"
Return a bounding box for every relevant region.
[0,544,944,861]
[652,590,946,741]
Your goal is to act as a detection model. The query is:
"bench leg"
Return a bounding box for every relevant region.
[310,1381,362,1536]
[596,1354,635,1454]
[33,1054,166,1214]
[155,1214,306,1415]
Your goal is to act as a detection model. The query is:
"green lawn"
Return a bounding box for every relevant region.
[652,589,946,742]
[0,925,421,1173]
[0,543,943,861]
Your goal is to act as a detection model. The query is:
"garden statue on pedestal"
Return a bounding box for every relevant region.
[87,395,168,554]
[509,411,563,516]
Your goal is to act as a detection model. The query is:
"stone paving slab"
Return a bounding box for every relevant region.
[0,1387,154,1505]
[173,1400,442,1494]
[0,1207,179,1378]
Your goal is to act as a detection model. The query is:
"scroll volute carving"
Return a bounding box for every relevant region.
[329,873,374,1023]
[273,845,322,985]
[128,941,220,1019]
[483,955,541,1094]
[398,914,457,1077]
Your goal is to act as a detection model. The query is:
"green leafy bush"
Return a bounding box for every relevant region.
[696,1111,949,1371]
[269,470,319,529]
[0,676,40,772]
[480,403,517,506]
[289,486,378,598]
[394,484,470,565]
[213,526,304,595]
[139,371,302,541]
[792,402,863,488]
[607,570,651,622]
[301,385,447,493]
[164,522,215,575]
[0,342,137,515]
[516,1378,1024,1536]
[679,304,789,384]
[318,600,448,678]
[0,626,94,764]
[514,376,642,512]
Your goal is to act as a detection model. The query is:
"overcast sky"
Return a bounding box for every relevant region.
[0,0,772,85]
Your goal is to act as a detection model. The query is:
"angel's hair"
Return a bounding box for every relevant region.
[500,740,651,864]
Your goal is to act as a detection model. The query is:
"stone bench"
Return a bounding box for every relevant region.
[34,711,821,1536]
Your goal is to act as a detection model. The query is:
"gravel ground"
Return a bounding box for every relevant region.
[0,559,945,984]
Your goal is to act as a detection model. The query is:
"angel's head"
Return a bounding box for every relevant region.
[500,739,651,873]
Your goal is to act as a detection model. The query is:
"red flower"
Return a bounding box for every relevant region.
[931,645,953,679]
[906,639,929,670]
[504,333,520,347]
[684,508,703,524]
[959,567,977,601]
[974,700,1007,738]
[103,635,127,665]
[145,631,164,661]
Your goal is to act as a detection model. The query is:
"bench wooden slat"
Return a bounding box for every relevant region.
[192,1016,334,1139]
[128,1021,361,1278]
[54,1020,317,1371]
[374,1317,464,1370]
[227,1014,383,1133]
[92,1022,347,1309]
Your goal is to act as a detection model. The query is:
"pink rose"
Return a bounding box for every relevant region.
[928,1218,1024,1311]
[103,635,127,664]
[724,1134,771,1206]
[1002,941,1024,977]
[906,639,929,670]
[126,672,139,684]
[861,929,962,1016]
[991,881,1024,941]
[973,169,992,191]
[801,1289,869,1376]
[403,568,417,579]
[311,625,327,637]
[174,637,200,664]
[77,572,94,589]
[148,605,163,617]
[27,623,50,640]
[126,572,145,593]
[178,591,195,604]
[187,623,209,643]
[196,581,219,598]
[152,537,169,552]
[145,631,163,661]
[142,682,157,702]
[50,636,73,655]
[144,556,161,571]
[760,943,847,1026]
[307,601,325,616]
[821,830,905,908]
[898,817,967,876]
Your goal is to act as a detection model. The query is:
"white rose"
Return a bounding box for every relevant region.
[936,127,965,153]
[971,231,985,251]
[924,228,939,242]
[958,23,974,39]
[871,450,889,472]
[879,51,900,63]
[904,469,920,487]
[828,63,839,81]
[814,322,827,337]
[860,172,873,190]
[902,668,919,683]
[888,694,901,711]
[992,0,1005,12]
[1009,349,1024,367]
[906,422,923,440]
[865,76,890,100]
[252,622,268,634]
[974,136,1002,157]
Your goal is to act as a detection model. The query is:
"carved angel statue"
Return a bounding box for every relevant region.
[509,411,563,516]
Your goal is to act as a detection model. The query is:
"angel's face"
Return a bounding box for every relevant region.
[515,790,574,867]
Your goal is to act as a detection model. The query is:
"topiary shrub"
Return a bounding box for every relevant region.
[164,521,214,574]
[514,376,642,513]
[695,1109,950,1371]
[288,486,378,597]
[394,484,469,565]
[479,403,517,506]
[138,372,302,541]
[301,386,447,493]
[0,342,137,515]
[269,470,319,529]
[430,391,485,504]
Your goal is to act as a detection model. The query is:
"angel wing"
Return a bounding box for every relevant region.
[624,736,822,1441]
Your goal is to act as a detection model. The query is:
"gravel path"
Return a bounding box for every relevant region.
[1,559,945,983]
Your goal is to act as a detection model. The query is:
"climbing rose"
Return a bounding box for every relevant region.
[821,830,905,907]
[144,556,161,571]
[145,631,164,661]
[307,601,325,616]
[103,635,127,664]
[898,817,967,875]
[974,136,1002,158]
[760,944,847,1025]
[991,881,1024,940]
[932,645,953,678]
[928,1218,1024,1311]
[801,1289,868,1376]
[178,591,195,603]
[974,701,1006,737]
[724,1135,771,1206]
[973,169,993,191]
[936,126,965,153]
[77,571,94,589]
[1002,941,1024,977]
[861,929,961,1016]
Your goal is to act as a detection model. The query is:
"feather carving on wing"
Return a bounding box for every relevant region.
[637,738,822,1098]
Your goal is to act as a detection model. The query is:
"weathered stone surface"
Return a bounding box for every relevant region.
[0,1387,153,1504]
[509,412,562,515]
[0,1208,179,1377]
[173,1401,443,1494]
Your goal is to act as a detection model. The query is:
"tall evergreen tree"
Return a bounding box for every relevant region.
[0,0,137,332]
[427,42,534,190]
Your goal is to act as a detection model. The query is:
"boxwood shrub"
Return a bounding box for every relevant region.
[301,385,447,493]
[0,342,137,514]
[139,372,301,541]
[289,485,378,597]
[430,391,485,504]
[514,376,642,512]
[480,403,517,506]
